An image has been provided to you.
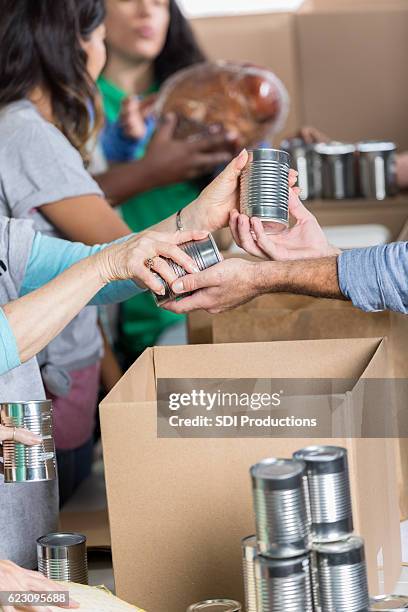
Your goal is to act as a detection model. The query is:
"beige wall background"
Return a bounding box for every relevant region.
[191,0,408,149]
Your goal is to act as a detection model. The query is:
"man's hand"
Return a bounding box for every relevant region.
[162,258,261,314]
[230,187,340,261]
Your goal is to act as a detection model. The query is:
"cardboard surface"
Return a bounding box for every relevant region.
[59,509,111,550]
[100,339,401,612]
[191,12,300,144]
[296,0,408,148]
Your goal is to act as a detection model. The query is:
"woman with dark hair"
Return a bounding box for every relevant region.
[0,0,233,505]
[98,0,230,366]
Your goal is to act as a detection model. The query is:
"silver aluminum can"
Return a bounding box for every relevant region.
[293,446,353,543]
[186,600,242,611]
[281,138,315,200]
[240,148,291,232]
[357,141,397,200]
[250,458,310,558]
[37,532,88,585]
[314,142,356,199]
[153,234,222,306]
[241,535,257,612]
[369,594,408,609]
[1,400,56,483]
[255,553,313,612]
[313,536,370,612]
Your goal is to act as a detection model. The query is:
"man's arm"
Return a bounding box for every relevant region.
[163,241,408,315]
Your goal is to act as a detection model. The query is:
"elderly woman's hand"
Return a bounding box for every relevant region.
[95,229,209,295]
[0,560,79,611]
[0,425,42,475]
[181,149,249,234]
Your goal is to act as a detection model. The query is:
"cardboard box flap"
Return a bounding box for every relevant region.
[153,338,382,380]
[101,348,156,405]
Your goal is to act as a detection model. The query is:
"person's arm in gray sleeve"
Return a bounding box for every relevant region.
[338,242,408,314]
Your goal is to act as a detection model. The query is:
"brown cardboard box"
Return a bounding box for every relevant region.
[296,0,408,148]
[100,338,401,611]
[191,12,300,144]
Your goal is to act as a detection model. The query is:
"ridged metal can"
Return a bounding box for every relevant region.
[37,533,88,585]
[313,142,357,199]
[254,553,313,612]
[369,594,408,609]
[312,536,370,612]
[281,138,315,200]
[153,234,222,306]
[241,535,257,612]
[240,148,291,233]
[250,458,310,558]
[357,141,397,200]
[186,600,242,611]
[293,446,353,543]
[0,400,56,483]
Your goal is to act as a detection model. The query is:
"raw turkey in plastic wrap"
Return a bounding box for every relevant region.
[154,61,290,150]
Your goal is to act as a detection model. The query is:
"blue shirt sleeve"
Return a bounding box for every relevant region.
[338,242,408,313]
[0,307,21,375]
[100,116,156,163]
[20,232,145,305]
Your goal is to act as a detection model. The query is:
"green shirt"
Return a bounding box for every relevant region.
[98,76,200,356]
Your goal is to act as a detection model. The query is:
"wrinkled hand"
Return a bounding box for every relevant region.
[162,258,260,314]
[0,560,79,611]
[396,152,408,190]
[143,114,234,186]
[184,149,249,233]
[96,229,209,295]
[230,180,340,261]
[0,425,42,475]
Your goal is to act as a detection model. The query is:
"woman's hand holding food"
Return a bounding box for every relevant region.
[0,560,79,611]
[95,229,209,294]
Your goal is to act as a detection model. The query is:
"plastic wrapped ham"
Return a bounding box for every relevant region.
[154,61,290,150]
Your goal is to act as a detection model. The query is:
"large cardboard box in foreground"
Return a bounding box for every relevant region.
[100,338,400,612]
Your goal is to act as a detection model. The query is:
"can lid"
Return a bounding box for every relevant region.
[369,594,408,609]
[37,532,86,548]
[187,600,242,611]
[293,445,347,474]
[248,148,290,165]
[357,140,396,153]
[313,535,363,555]
[314,141,356,155]
[251,457,305,490]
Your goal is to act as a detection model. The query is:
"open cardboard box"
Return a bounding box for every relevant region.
[100,338,400,612]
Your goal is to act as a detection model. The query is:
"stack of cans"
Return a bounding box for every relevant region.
[243,446,371,612]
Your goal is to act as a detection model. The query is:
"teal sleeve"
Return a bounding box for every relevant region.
[20,232,145,305]
[0,307,21,374]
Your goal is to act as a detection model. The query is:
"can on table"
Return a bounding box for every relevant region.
[312,536,370,612]
[293,445,353,543]
[281,138,315,200]
[250,457,310,558]
[313,142,357,199]
[357,141,397,200]
[369,594,408,610]
[241,535,257,612]
[0,400,56,483]
[37,532,88,585]
[254,553,313,612]
[240,148,291,233]
[186,600,242,611]
[152,234,222,306]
